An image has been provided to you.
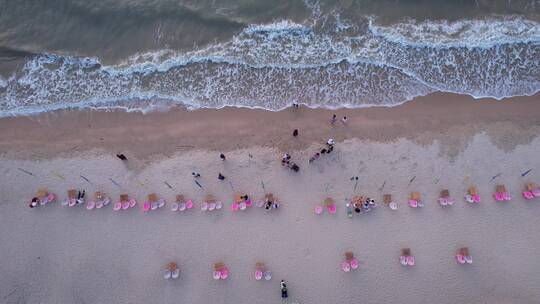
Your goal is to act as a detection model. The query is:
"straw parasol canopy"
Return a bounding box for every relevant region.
[148,193,158,202]
[67,189,77,198]
[94,191,103,200]
[120,194,129,201]
[36,188,48,198]
[176,194,185,202]
[324,197,335,206]
[440,189,450,198]
[496,185,506,193]
[214,262,224,270]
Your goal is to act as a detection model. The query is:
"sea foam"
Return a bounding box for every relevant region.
[0,14,538,117]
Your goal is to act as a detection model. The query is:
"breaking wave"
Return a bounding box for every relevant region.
[0,13,539,117]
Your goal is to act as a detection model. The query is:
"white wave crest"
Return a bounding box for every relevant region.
[1,12,539,117]
[369,16,540,48]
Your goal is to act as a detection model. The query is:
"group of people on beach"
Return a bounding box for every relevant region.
[281,153,300,172]
[309,138,336,163]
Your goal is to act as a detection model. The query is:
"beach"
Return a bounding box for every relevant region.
[1,1,540,302]
[1,92,540,304]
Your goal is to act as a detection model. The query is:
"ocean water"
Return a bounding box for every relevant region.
[0,0,539,116]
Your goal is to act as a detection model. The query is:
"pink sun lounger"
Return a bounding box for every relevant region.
[87,191,111,210]
[400,248,415,266]
[522,183,540,200]
[493,185,511,202]
[172,194,194,212]
[408,192,423,208]
[115,194,136,211]
[455,247,473,265]
[464,186,481,203]
[342,252,359,272]
[29,189,56,208]
[254,262,271,281]
[213,262,228,280]
[164,262,180,280]
[438,189,454,206]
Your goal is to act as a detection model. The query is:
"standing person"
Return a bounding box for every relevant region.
[331,114,337,124]
[220,153,226,161]
[280,280,288,298]
[341,116,348,124]
[327,138,335,146]
[293,129,298,137]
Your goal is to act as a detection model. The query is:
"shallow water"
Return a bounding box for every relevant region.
[0,0,539,116]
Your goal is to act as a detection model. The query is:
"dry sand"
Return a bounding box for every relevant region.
[0,92,540,304]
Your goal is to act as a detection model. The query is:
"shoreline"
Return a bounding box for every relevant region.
[1,92,539,161]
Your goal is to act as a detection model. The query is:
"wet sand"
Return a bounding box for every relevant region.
[1,92,539,161]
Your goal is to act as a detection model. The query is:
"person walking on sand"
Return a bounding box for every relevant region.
[331,114,337,125]
[280,280,288,298]
[293,129,298,137]
[220,153,226,161]
[341,116,348,124]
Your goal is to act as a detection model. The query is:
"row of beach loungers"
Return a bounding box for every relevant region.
[29,191,280,211]
[29,183,540,212]
[162,248,473,283]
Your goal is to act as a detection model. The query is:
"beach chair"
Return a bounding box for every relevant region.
[438,189,454,206]
[341,251,359,272]
[164,262,180,279]
[254,262,271,280]
[383,194,397,210]
[399,248,415,266]
[409,192,423,208]
[493,185,511,202]
[465,186,481,203]
[114,194,136,211]
[87,191,110,210]
[325,197,337,214]
[522,183,540,200]
[455,247,473,264]
[171,194,194,212]
[143,193,165,212]
[203,195,222,212]
[213,262,229,280]
[62,189,77,207]
[316,197,336,215]
[30,188,56,208]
